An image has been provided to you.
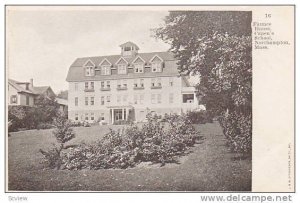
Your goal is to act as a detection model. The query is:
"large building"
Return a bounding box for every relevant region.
[66,42,201,124]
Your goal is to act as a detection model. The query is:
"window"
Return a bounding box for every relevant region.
[152,62,162,72]
[90,82,94,90]
[157,78,162,87]
[85,97,88,105]
[90,97,94,105]
[151,78,155,87]
[100,113,105,121]
[75,83,78,91]
[151,78,162,87]
[101,96,105,105]
[117,80,121,88]
[85,113,89,120]
[75,113,79,121]
[169,77,173,86]
[26,95,30,105]
[101,65,111,75]
[157,94,161,104]
[123,80,127,88]
[139,94,144,105]
[134,95,138,104]
[118,64,127,74]
[85,82,89,90]
[85,66,94,76]
[182,94,195,103]
[151,94,156,104]
[169,93,174,104]
[101,81,110,89]
[91,113,94,121]
[134,79,138,88]
[134,63,144,73]
[10,95,17,104]
[107,95,110,103]
[124,46,131,51]
[140,79,144,87]
[75,97,78,106]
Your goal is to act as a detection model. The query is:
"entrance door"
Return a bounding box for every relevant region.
[114,109,123,121]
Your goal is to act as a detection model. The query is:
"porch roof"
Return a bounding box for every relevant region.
[106,105,134,109]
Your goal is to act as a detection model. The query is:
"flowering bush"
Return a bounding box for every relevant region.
[59,114,201,170]
[219,111,252,154]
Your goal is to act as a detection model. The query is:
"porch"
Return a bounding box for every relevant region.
[107,105,134,124]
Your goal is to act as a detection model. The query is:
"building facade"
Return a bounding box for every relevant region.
[66,42,201,124]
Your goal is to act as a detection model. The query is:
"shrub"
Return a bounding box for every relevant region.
[40,116,75,169]
[59,114,201,170]
[186,110,213,124]
[8,106,40,132]
[219,111,252,155]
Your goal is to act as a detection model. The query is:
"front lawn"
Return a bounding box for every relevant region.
[8,122,251,191]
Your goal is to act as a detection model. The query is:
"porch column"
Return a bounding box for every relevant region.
[126,108,129,120]
[122,108,125,121]
[111,109,114,124]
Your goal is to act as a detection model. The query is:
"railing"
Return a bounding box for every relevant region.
[150,85,162,89]
[84,88,95,92]
[116,86,128,91]
[100,87,111,91]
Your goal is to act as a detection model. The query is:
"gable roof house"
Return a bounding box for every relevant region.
[8,78,56,106]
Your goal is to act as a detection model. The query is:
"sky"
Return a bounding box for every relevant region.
[6,7,171,93]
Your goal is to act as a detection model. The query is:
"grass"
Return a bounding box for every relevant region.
[7,122,251,191]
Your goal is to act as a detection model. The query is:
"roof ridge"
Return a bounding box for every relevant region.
[75,51,172,60]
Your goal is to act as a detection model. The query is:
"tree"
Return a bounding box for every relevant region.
[34,94,60,123]
[155,11,252,154]
[40,116,75,169]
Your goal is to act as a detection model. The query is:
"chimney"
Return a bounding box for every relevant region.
[30,78,33,89]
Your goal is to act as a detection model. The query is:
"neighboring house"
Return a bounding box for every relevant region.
[8,78,56,106]
[8,79,37,106]
[56,98,68,114]
[66,41,201,124]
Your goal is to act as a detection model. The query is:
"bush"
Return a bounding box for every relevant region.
[40,116,75,169]
[219,111,252,155]
[8,106,40,132]
[8,95,60,132]
[58,114,201,170]
[186,110,213,124]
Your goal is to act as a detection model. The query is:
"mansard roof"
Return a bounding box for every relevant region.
[66,51,179,82]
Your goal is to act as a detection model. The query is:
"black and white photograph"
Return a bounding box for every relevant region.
[5,5,294,193]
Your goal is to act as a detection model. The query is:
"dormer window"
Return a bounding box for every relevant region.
[99,58,112,75]
[151,62,162,72]
[134,63,144,73]
[116,57,128,74]
[132,56,145,73]
[150,55,164,73]
[118,64,127,74]
[101,65,111,75]
[84,60,95,76]
[85,67,94,76]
